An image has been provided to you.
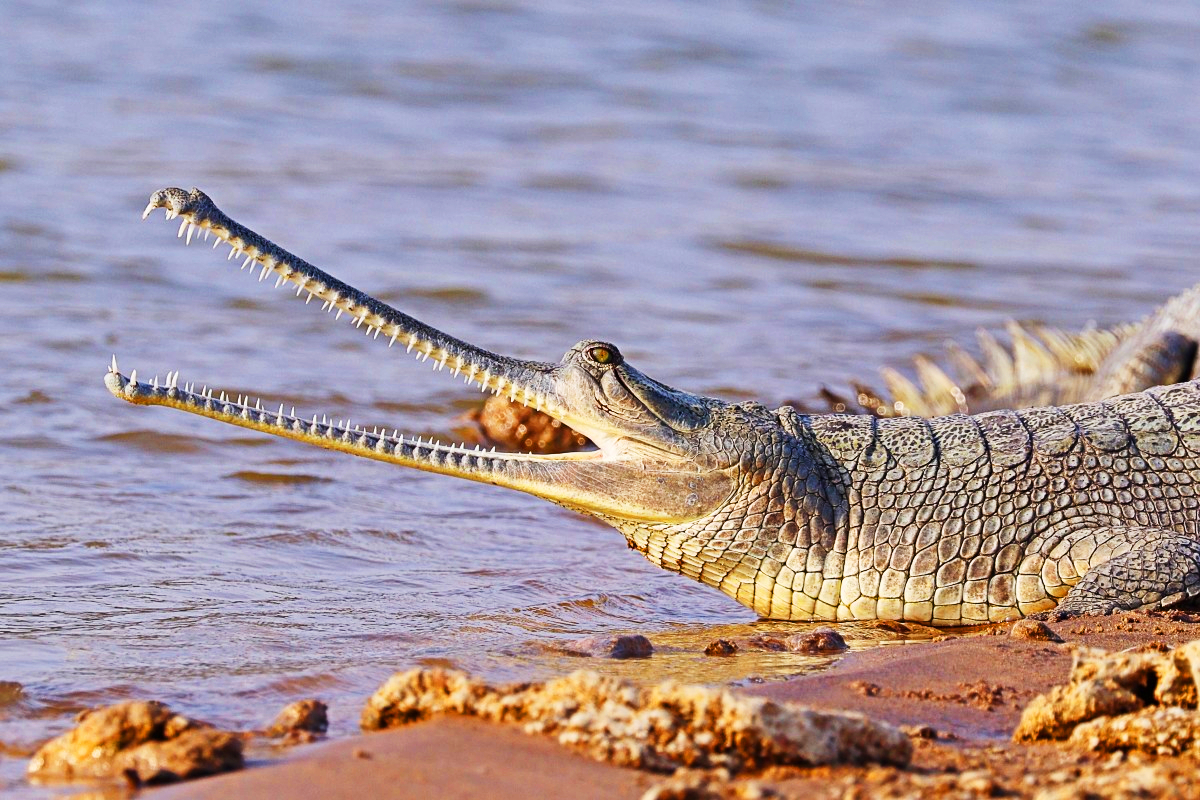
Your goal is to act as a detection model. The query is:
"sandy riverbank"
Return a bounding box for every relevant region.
[141,610,1200,799]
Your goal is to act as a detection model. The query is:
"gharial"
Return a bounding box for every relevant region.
[106,188,1200,625]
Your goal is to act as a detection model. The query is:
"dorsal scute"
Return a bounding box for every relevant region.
[1017,407,1079,457]
[805,414,877,464]
[876,416,936,469]
[927,414,985,467]
[1062,401,1131,453]
[1148,382,1200,454]
[975,409,1031,468]
[1105,392,1178,456]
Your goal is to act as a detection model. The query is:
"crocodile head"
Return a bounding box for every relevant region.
[106,188,741,528]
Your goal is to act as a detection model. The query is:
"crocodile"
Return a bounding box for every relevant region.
[106,188,1200,625]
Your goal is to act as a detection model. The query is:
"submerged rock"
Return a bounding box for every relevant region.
[1013,640,1200,753]
[267,699,329,740]
[785,627,848,654]
[559,634,654,659]
[361,668,911,773]
[704,639,739,657]
[27,700,243,786]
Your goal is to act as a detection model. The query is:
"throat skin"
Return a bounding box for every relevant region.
[107,188,1200,626]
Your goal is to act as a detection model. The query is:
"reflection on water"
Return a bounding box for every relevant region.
[2,0,1200,795]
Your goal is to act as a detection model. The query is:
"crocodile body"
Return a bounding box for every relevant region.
[106,188,1200,625]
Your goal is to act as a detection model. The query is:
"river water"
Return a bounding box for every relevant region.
[2,0,1199,794]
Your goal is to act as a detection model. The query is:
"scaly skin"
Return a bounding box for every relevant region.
[106,188,1200,625]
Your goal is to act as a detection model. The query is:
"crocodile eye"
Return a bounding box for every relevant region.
[589,346,614,365]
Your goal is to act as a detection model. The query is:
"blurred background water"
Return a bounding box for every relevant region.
[1,0,1199,794]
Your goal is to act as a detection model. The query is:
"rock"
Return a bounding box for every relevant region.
[901,724,938,740]
[705,639,739,657]
[560,634,654,659]
[362,668,912,773]
[267,699,329,739]
[641,767,777,800]
[472,396,589,454]
[737,635,787,652]
[1013,672,1145,742]
[785,627,848,654]
[1009,619,1064,642]
[1013,640,1200,745]
[27,700,243,785]
[1155,640,1200,708]
[1069,706,1200,756]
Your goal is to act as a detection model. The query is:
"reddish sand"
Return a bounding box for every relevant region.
[153,610,1200,800]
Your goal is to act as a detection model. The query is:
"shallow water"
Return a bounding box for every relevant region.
[2,0,1200,794]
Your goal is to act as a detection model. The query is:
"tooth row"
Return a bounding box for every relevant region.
[108,355,504,462]
[146,205,548,413]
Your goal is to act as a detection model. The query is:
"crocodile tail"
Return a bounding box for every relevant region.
[829,322,1132,418]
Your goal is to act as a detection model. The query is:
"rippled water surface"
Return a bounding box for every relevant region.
[3,1,1200,794]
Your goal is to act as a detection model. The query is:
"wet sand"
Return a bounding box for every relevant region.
[152,610,1200,799]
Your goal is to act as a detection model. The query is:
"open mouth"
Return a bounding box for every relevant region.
[105,188,734,525]
[105,187,600,477]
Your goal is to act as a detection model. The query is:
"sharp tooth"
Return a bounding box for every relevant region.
[437,354,447,371]
[296,284,304,296]
[110,354,119,373]
[227,247,237,260]
[335,308,344,320]
[177,219,188,238]
[258,265,270,281]
[203,228,210,242]
[141,202,155,220]
[129,369,138,385]
[186,223,196,245]
[406,340,415,353]
[242,255,254,269]
[152,375,159,389]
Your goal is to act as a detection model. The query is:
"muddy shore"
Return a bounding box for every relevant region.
[138,611,1200,799]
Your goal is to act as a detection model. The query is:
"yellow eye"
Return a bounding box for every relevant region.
[589,346,613,364]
